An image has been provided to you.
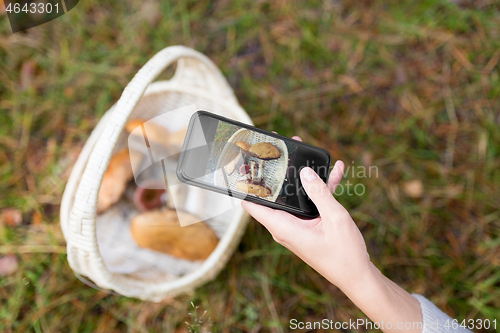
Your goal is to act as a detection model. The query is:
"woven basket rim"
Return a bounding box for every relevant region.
[60,46,253,301]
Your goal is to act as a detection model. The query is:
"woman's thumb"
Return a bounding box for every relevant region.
[300,167,342,216]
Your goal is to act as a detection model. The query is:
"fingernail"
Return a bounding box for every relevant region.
[301,167,318,182]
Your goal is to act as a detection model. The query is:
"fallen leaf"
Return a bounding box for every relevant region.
[20,60,36,91]
[32,211,42,225]
[139,1,161,27]
[402,180,423,198]
[338,74,363,94]
[64,86,75,98]
[362,151,373,167]
[1,208,22,227]
[0,255,19,276]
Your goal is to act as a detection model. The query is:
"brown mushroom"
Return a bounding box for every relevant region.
[126,119,170,147]
[239,164,250,175]
[236,180,271,198]
[130,209,218,260]
[133,180,166,212]
[235,141,256,157]
[97,149,135,213]
[249,142,281,160]
[235,141,251,151]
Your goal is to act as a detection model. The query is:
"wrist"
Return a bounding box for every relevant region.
[339,262,423,333]
[337,261,383,298]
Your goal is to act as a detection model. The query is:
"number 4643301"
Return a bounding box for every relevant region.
[6,2,60,14]
[445,319,497,330]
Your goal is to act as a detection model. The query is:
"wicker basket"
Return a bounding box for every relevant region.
[60,46,252,302]
[214,129,288,202]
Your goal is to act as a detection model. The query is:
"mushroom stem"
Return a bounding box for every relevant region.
[249,160,257,182]
[257,160,264,183]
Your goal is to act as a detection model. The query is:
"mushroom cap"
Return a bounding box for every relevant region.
[130,209,218,260]
[239,164,250,175]
[133,181,166,212]
[236,180,271,198]
[249,142,281,160]
[97,149,134,213]
[235,141,252,151]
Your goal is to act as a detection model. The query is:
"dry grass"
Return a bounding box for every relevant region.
[0,0,499,332]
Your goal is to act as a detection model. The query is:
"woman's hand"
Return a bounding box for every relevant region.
[242,136,423,333]
[242,156,371,292]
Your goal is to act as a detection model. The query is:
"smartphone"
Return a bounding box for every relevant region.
[176,111,331,218]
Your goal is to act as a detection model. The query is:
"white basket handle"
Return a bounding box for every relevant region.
[172,56,235,100]
[66,46,236,283]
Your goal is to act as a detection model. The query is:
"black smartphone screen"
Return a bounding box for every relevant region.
[177,111,331,218]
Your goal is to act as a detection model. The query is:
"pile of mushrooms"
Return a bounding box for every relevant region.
[95,119,218,261]
[224,141,281,198]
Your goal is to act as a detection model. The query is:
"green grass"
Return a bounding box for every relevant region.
[1,0,500,332]
[209,121,240,173]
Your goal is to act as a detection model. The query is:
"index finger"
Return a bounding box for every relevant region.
[241,200,301,235]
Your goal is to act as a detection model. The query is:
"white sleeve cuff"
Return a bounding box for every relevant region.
[412,294,473,333]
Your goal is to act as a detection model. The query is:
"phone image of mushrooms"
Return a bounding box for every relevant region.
[207,122,296,204]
